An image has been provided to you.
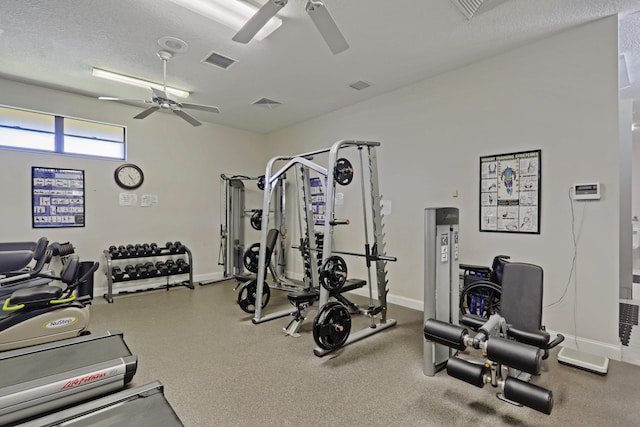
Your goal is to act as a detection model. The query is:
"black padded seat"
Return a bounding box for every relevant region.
[336,279,366,294]
[10,284,64,305]
[287,289,320,304]
[286,279,367,304]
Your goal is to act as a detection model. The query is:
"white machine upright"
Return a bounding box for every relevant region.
[423,207,460,376]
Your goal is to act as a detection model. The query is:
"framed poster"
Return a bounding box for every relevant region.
[32,167,85,228]
[310,177,326,225]
[479,150,540,234]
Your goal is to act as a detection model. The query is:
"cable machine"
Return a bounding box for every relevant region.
[200,174,286,286]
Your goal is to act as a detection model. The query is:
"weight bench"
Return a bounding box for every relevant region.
[424,262,564,414]
[283,279,367,337]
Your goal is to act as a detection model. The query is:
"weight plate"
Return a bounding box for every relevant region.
[313,302,351,350]
[237,279,271,313]
[243,243,261,273]
[334,158,354,186]
[257,175,265,190]
[319,255,348,291]
[250,210,262,231]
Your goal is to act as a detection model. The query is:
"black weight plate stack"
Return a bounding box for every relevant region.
[319,256,347,291]
[334,158,354,186]
[243,243,261,273]
[250,210,262,231]
[237,279,270,313]
[313,302,351,350]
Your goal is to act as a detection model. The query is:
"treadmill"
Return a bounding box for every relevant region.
[15,381,184,426]
[0,330,137,425]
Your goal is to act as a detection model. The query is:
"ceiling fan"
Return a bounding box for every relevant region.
[233,0,349,54]
[98,50,220,127]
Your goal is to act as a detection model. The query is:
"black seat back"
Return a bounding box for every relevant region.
[265,229,280,260]
[500,263,543,333]
[489,255,510,285]
[60,255,81,285]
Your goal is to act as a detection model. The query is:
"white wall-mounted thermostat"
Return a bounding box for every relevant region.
[572,183,600,200]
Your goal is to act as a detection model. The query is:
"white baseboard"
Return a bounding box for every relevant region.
[344,286,423,311]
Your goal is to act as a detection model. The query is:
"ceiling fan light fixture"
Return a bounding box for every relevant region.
[92,68,190,98]
[169,0,282,41]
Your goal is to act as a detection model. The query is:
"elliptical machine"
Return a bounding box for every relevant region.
[0,253,97,351]
[0,238,77,307]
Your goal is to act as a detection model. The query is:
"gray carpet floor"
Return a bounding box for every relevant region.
[88,281,640,427]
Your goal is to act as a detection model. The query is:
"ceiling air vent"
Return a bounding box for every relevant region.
[252,98,282,109]
[202,51,237,70]
[349,80,372,91]
[450,0,509,19]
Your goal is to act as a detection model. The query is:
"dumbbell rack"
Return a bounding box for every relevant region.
[103,244,194,303]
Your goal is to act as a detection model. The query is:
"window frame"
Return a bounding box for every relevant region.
[0,104,127,160]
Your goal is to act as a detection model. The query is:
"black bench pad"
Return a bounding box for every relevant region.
[287,279,367,304]
[10,285,63,305]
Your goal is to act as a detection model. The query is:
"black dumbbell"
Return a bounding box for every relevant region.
[144,261,158,276]
[141,243,151,256]
[176,258,190,273]
[174,241,186,254]
[126,244,135,258]
[112,266,125,281]
[150,243,160,255]
[124,264,138,279]
[156,261,169,276]
[118,245,128,257]
[164,260,178,274]
[132,244,144,257]
[109,245,124,259]
[135,263,149,278]
[166,242,177,254]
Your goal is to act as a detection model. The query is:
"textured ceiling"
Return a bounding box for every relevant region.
[0,0,639,133]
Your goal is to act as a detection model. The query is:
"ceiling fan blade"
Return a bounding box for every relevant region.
[134,106,160,119]
[306,0,349,54]
[173,109,202,127]
[232,0,287,43]
[181,103,220,114]
[99,97,150,103]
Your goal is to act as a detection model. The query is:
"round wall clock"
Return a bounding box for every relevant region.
[114,163,144,190]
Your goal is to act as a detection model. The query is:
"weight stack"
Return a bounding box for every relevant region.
[303,233,324,282]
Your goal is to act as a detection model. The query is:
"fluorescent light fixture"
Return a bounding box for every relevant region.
[92,68,190,98]
[169,0,282,41]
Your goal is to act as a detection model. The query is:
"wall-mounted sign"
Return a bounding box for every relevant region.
[32,167,85,228]
[479,150,540,234]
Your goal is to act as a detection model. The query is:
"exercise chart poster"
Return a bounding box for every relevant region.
[479,150,540,234]
[32,167,85,228]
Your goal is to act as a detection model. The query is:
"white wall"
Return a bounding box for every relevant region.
[0,78,268,293]
[266,17,623,358]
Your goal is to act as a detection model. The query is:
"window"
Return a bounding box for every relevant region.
[0,106,55,152]
[0,105,126,160]
[63,118,125,159]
